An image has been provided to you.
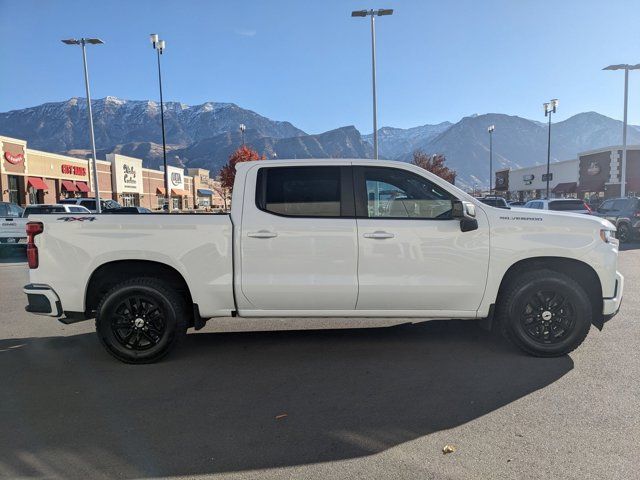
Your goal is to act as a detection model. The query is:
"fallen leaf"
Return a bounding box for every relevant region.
[442,444,456,454]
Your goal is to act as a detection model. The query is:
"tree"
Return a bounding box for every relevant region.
[411,150,456,184]
[220,145,265,192]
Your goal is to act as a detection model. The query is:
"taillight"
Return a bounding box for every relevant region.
[26,222,43,269]
[583,202,592,214]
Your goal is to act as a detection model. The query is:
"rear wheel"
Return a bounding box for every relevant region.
[95,277,188,363]
[617,223,631,244]
[497,269,592,357]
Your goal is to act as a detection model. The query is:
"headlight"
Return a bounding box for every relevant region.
[600,229,619,245]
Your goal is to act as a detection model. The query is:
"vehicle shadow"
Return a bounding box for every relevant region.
[0,244,26,263]
[0,321,572,479]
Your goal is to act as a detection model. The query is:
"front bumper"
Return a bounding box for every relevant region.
[23,284,62,317]
[603,271,624,317]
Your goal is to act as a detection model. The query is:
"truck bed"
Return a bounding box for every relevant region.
[28,213,235,317]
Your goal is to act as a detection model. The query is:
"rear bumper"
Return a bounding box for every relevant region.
[23,284,62,317]
[603,272,624,317]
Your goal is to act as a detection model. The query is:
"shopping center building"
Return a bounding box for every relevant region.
[495,145,640,203]
[1,136,225,211]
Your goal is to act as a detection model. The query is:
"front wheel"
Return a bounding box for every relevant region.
[497,269,592,357]
[617,223,631,244]
[95,277,188,363]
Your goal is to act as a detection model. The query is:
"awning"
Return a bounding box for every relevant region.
[197,189,214,196]
[552,182,577,194]
[61,180,77,192]
[75,181,90,193]
[171,189,189,196]
[156,187,166,195]
[578,181,605,193]
[27,177,48,190]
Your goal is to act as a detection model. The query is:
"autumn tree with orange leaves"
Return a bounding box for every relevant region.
[220,145,265,192]
[411,150,456,184]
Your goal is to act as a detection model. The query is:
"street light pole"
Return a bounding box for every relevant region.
[351,8,393,160]
[150,34,170,212]
[603,64,640,197]
[61,38,103,213]
[239,123,246,146]
[488,125,495,195]
[543,99,558,199]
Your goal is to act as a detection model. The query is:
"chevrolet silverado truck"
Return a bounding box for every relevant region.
[23,159,624,363]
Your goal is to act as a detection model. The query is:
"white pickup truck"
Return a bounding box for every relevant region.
[23,159,624,363]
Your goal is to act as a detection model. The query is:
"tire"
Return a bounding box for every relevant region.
[617,223,631,244]
[497,269,592,357]
[95,277,188,364]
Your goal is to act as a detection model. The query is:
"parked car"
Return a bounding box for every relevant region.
[23,159,623,363]
[478,196,510,209]
[508,201,526,207]
[593,197,640,243]
[103,206,152,214]
[59,198,122,213]
[523,199,592,215]
[0,202,27,244]
[23,204,91,217]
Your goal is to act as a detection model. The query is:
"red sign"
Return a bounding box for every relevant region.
[61,164,87,176]
[4,152,24,165]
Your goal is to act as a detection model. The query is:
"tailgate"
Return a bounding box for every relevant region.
[0,217,27,240]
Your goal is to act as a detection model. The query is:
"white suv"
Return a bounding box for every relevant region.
[59,198,121,213]
[523,199,592,214]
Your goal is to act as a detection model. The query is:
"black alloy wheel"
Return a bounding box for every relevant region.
[96,277,188,363]
[519,290,576,345]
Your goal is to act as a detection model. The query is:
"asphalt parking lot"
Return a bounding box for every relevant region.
[0,244,638,480]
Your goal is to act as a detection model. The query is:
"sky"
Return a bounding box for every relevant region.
[1,0,640,134]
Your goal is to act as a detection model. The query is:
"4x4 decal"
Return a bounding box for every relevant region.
[57,217,97,222]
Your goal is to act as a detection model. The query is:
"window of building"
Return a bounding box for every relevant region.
[358,167,453,219]
[256,166,342,217]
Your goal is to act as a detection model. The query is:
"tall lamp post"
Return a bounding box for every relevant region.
[61,38,104,213]
[150,34,170,212]
[543,99,558,199]
[239,123,246,146]
[488,125,495,195]
[603,64,640,198]
[351,8,393,160]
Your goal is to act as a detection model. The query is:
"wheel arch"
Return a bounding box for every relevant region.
[85,260,195,324]
[496,256,604,329]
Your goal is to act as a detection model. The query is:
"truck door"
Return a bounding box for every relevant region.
[239,164,358,312]
[353,165,490,314]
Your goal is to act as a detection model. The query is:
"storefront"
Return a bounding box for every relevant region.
[187,167,227,211]
[578,146,640,204]
[166,165,189,210]
[1,136,92,207]
[108,153,142,206]
[505,159,579,201]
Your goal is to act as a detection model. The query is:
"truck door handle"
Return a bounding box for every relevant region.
[363,231,395,239]
[247,230,278,239]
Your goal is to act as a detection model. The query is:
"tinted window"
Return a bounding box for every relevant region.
[80,200,96,210]
[257,166,342,217]
[598,200,614,212]
[69,207,88,213]
[0,204,8,217]
[612,199,629,211]
[360,167,453,219]
[549,200,587,211]
[24,206,65,217]
[480,198,508,208]
[59,199,77,205]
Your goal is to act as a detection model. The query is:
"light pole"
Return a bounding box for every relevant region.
[150,34,170,212]
[351,8,393,160]
[603,64,640,198]
[239,123,246,146]
[543,99,558,199]
[61,38,104,213]
[488,125,495,195]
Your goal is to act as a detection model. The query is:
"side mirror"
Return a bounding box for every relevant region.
[452,200,478,232]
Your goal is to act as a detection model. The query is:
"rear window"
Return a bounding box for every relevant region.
[80,200,96,210]
[256,166,342,217]
[480,198,507,207]
[549,200,587,211]
[24,206,66,217]
[59,199,77,204]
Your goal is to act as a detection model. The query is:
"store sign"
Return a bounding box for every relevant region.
[4,152,24,165]
[108,153,143,194]
[61,164,87,176]
[167,165,184,191]
[523,174,535,181]
[587,162,601,176]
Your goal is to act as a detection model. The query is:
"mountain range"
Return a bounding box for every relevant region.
[1,97,638,188]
